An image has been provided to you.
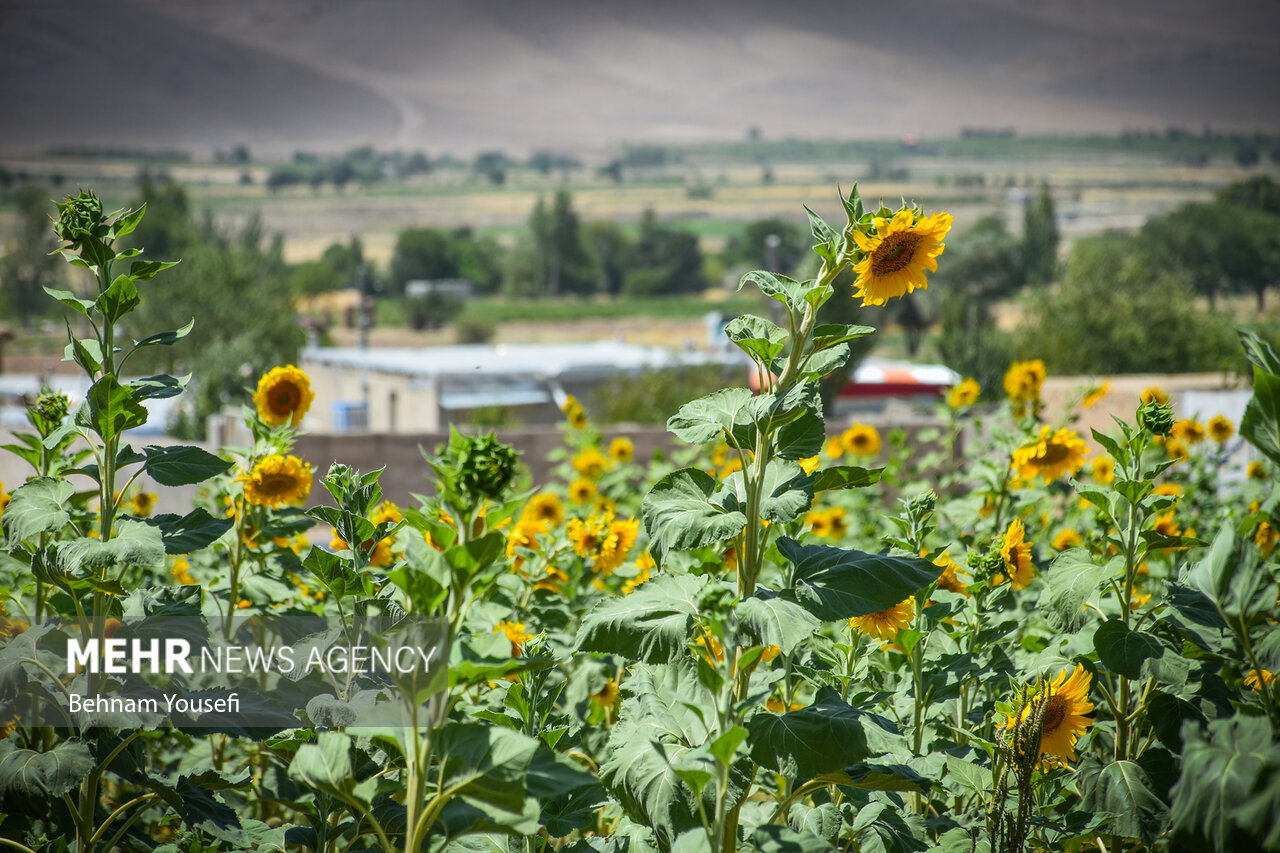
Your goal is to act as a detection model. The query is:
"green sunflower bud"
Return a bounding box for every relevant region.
[54,190,105,247]
[1137,401,1174,438]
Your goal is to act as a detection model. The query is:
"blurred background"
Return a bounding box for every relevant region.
[2,0,1280,455]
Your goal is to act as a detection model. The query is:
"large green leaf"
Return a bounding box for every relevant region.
[58,520,166,574]
[811,466,883,492]
[286,730,361,800]
[780,538,942,620]
[1184,521,1274,626]
[747,686,904,781]
[738,270,830,315]
[1039,550,1120,632]
[1170,716,1280,851]
[667,388,758,445]
[2,477,74,545]
[95,273,140,324]
[576,572,707,664]
[773,409,827,460]
[1093,620,1165,680]
[737,590,821,655]
[719,459,814,524]
[749,825,836,852]
[143,444,231,486]
[641,468,746,563]
[78,374,148,442]
[435,723,542,835]
[725,314,787,365]
[1081,759,1170,846]
[0,739,94,797]
[600,662,727,849]
[146,508,234,554]
[1239,329,1280,466]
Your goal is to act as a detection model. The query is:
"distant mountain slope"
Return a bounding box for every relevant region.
[3,0,1278,156]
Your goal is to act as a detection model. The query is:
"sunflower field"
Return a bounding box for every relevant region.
[1,187,1279,853]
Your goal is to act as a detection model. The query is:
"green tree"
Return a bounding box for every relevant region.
[1217,175,1280,215]
[583,221,630,296]
[726,218,806,274]
[1022,184,1059,285]
[129,171,194,259]
[0,184,61,323]
[389,228,458,294]
[512,191,596,297]
[1023,233,1236,374]
[621,209,704,296]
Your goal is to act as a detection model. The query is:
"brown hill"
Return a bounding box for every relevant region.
[3,0,1278,157]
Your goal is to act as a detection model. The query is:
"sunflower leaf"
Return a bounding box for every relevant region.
[641,468,746,564]
[143,444,232,486]
[780,538,941,620]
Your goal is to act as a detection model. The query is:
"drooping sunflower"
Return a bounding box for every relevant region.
[1011,426,1089,484]
[608,436,635,463]
[239,454,313,508]
[253,365,315,428]
[932,550,970,596]
[1005,664,1094,762]
[850,597,915,641]
[996,518,1035,589]
[841,424,882,457]
[522,493,565,528]
[849,209,953,307]
[948,377,981,409]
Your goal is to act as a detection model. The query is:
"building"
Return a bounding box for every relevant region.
[300,341,745,433]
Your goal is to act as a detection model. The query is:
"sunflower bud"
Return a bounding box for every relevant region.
[54,190,106,247]
[441,430,520,504]
[1137,401,1174,438]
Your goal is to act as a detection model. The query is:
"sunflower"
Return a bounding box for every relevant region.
[597,516,640,576]
[533,566,569,594]
[171,557,196,585]
[0,489,9,519]
[798,455,820,475]
[933,551,970,596]
[1153,483,1182,499]
[590,678,621,709]
[1164,437,1189,461]
[1140,386,1169,406]
[568,513,609,565]
[1171,419,1206,444]
[825,437,844,459]
[495,620,533,655]
[561,395,588,430]
[622,563,651,595]
[608,437,635,463]
[239,454,313,508]
[1003,360,1047,414]
[1011,426,1089,484]
[522,493,564,528]
[506,519,545,571]
[331,531,395,569]
[1249,460,1267,480]
[804,507,848,540]
[1091,456,1115,485]
[1255,521,1278,556]
[841,424,882,457]
[1246,668,1277,693]
[572,447,610,480]
[128,491,158,518]
[1052,529,1082,551]
[850,597,915,641]
[568,479,597,505]
[1206,415,1233,443]
[253,365,315,428]
[848,208,953,307]
[948,377,981,409]
[1005,664,1094,762]
[1082,381,1110,410]
[996,518,1035,589]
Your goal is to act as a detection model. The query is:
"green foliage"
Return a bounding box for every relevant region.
[593,365,742,425]
[726,218,808,275]
[0,184,62,322]
[1021,233,1238,374]
[1022,183,1059,285]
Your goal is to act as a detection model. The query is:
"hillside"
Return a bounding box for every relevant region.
[2,0,1278,156]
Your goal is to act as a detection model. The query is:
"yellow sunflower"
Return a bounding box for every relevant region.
[825,437,844,459]
[849,208,953,307]
[1246,668,1277,693]
[0,490,9,519]
[597,516,640,576]
[933,550,970,596]
[495,620,533,655]
[1082,381,1110,410]
[1255,521,1278,556]
[948,377,981,409]
[1090,456,1115,485]
[996,518,1035,589]
[253,365,315,428]
[622,564,651,595]
[572,447,610,480]
[561,395,588,430]
[171,557,196,585]
[1171,419,1205,444]
[1003,360,1046,414]
[522,493,565,528]
[239,454,313,508]
[608,436,635,463]
[568,479,597,505]
[850,597,915,641]
[1140,386,1169,406]
[506,519,545,572]
[590,678,621,709]
[1011,426,1089,484]
[1052,529,1082,551]
[128,491,158,518]
[841,424,882,457]
[798,455,820,475]
[1206,415,1233,443]
[1248,460,1267,480]
[330,531,395,569]
[1005,664,1094,762]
